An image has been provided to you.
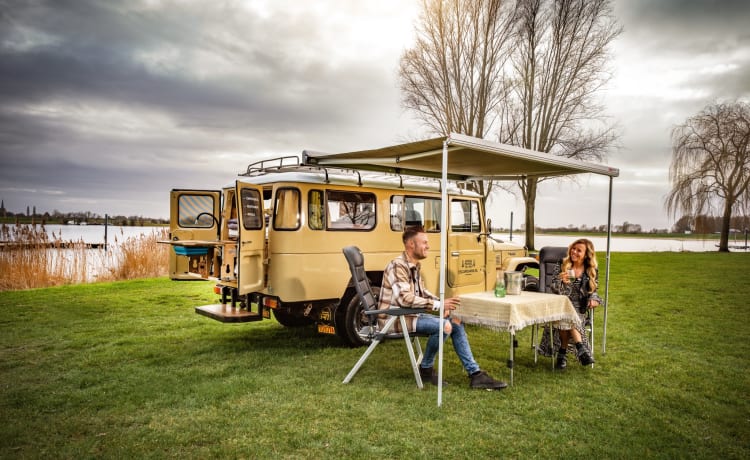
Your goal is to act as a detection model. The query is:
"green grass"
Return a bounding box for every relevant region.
[1,253,749,458]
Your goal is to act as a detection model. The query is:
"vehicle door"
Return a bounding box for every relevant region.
[447,198,485,289]
[236,182,265,295]
[168,189,221,280]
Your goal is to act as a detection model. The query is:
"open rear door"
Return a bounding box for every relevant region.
[236,182,265,294]
[168,189,221,280]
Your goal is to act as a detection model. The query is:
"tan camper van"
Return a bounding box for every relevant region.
[168,157,538,346]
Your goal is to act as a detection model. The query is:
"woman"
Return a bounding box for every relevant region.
[539,238,602,369]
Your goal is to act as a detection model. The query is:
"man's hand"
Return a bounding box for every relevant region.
[442,297,460,317]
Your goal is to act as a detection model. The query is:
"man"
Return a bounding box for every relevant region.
[378,226,507,390]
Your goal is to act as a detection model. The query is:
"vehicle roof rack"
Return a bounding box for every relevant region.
[241,155,476,193]
[242,156,363,184]
[243,156,302,176]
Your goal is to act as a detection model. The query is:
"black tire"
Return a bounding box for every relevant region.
[272,307,314,327]
[335,286,379,347]
[523,275,539,292]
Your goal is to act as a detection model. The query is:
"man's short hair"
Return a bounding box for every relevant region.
[402,225,426,244]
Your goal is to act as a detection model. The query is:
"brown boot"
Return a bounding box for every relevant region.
[419,366,448,386]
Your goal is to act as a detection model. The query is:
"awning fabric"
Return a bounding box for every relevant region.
[302,133,619,180]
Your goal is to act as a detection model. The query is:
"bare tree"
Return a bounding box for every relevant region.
[400,0,620,250]
[666,101,750,252]
[497,0,621,250]
[399,0,516,199]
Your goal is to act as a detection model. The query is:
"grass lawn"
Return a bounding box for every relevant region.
[1,253,748,459]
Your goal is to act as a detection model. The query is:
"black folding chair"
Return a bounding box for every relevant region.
[533,246,595,366]
[341,246,426,388]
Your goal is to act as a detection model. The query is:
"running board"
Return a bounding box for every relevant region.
[195,304,264,323]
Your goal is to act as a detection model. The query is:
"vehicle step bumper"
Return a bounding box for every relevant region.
[195,304,264,323]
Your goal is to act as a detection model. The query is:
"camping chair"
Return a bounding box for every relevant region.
[533,246,595,366]
[341,245,427,388]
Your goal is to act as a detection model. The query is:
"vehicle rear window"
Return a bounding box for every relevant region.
[178,194,216,228]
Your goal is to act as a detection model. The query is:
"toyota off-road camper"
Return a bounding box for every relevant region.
[166,147,541,347]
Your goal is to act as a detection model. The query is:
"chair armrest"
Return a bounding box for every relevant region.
[364,308,425,316]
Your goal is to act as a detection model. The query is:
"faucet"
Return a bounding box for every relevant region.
[195,212,220,241]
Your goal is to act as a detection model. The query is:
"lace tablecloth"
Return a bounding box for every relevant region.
[454,291,580,334]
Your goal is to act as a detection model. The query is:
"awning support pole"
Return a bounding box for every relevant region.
[437,139,449,407]
[603,176,613,354]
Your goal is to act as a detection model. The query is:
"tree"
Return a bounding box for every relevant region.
[399,0,517,199]
[497,0,621,250]
[666,101,750,252]
[399,0,621,250]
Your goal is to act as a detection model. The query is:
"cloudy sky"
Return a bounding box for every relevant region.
[1,0,748,231]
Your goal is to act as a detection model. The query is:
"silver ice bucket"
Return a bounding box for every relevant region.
[504,271,523,295]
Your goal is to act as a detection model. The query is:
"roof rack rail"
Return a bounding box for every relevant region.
[243,155,365,183]
[240,155,467,193]
[243,156,301,176]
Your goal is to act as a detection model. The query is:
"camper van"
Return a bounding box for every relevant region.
[167,156,538,346]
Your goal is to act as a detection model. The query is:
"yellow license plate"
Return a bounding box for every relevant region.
[317,324,335,335]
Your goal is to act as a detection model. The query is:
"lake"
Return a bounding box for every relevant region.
[37,224,166,245]
[26,224,745,252]
[499,234,741,252]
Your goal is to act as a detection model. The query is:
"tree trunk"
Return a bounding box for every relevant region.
[718,200,732,252]
[523,177,538,251]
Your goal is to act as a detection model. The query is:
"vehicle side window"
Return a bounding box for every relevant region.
[327,190,375,230]
[240,188,263,230]
[390,195,440,232]
[450,199,480,233]
[308,190,325,230]
[273,188,300,230]
[178,194,216,228]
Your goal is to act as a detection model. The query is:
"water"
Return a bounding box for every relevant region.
[20,224,737,252]
[37,224,166,244]
[494,233,741,252]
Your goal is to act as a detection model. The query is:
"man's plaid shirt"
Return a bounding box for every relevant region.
[377,252,439,332]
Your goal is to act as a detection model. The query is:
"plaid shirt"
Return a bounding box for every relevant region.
[377,252,438,332]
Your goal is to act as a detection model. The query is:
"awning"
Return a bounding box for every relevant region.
[303,132,619,180]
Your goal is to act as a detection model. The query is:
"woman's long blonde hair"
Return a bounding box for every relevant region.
[561,238,598,292]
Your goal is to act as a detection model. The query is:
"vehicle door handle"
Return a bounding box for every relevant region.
[242,240,252,245]
[451,251,460,256]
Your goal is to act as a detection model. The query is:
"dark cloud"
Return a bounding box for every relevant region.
[0,0,414,217]
[616,0,750,54]
[0,0,747,231]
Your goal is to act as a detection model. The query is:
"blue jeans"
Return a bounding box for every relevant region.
[415,314,480,376]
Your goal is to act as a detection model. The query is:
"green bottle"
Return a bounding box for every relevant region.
[495,272,506,297]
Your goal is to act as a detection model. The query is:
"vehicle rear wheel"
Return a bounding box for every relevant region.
[336,286,379,347]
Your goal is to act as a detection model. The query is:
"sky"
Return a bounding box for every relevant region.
[1,0,749,231]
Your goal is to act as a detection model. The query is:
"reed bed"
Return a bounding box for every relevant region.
[0,224,169,291]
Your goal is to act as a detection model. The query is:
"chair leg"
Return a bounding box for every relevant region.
[401,316,424,389]
[343,315,398,384]
[413,336,424,365]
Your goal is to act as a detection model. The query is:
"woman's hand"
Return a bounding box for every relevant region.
[588,299,600,309]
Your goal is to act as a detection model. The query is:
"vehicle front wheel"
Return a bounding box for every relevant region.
[523,275,539,292]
